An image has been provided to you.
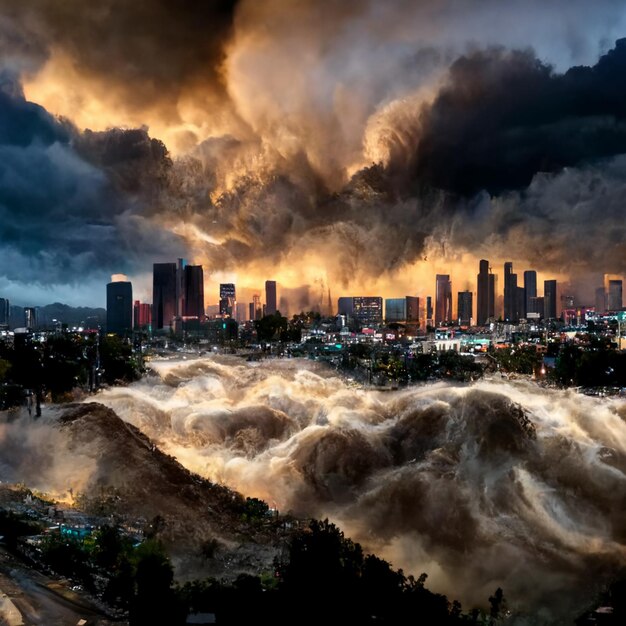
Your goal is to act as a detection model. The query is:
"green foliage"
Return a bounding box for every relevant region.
[438,351,484,382]
[0,510,44,548]
[254,312,289,342]
[490,345,542,375]
[100,335,143,384]
[554,338,626,387]
[130,539,183,626]
[40,534,93,587]
[240,497,270,524]
[0,358,11,382]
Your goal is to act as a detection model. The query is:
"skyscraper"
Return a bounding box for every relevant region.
[607,279,623,312]
[477,260,490,326]
[406,296,420,325]
[0,297,9,327]
[219,283,236,317]
[524,270,537,319]
[176,258,187,317]
[503,262,519,322]
[24,307,37,330]
[133,301,152,329]
[457,291,472,326]
[253,294,261,320]
[265,280,277,316]
[385,298,407,322]
[426,296,433,326]
[184,265,204,318]
[153,263,177,329]
[544,279,557,320]
[337,297,354,317]
[477,260,496,325]
[435,275,452,326]
[352,297,383,327]
[107,277,133,335]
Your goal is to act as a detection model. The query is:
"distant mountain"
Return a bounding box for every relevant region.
[8,302,105,329]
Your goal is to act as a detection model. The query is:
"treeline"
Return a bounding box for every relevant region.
[1,508,509,625]
[0,334,142,408]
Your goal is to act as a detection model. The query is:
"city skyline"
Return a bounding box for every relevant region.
[1,3,626,310]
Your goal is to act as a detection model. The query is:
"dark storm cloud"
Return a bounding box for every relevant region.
[406,39,626,195]
[0,76,184,286]
[0,0,239,122]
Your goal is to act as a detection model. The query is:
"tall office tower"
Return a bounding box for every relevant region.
[219,283,236,317]
[544,280,557,320]
[175,258,187,317]
[265,280,277,316]
[524,270,537,319]
[352,297,383,327]
[153,262,177,329]
[608,279,623,312]
[457,291,473,326]
[503,262,519,321]
[337,297,354,317]
[0,297,9,326]
[133,301,152,329]
[24,307,37,330]
[529,296,544,318]
[406,296,420,324]
[235,302,247,323]
[516,286,526,320]
[385,298,407,322]
[435,275,452,326]
[477,260,490,325]
[248,302,254,321]
[426,296,433,325]
[253,294,261,320]
[107,277,133,335]
[184,265,204,318]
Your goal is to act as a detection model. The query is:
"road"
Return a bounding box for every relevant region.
[0,547,125,626]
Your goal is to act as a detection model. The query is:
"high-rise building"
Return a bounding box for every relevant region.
[153,262,177,329]
[524,270,537,319]
[435,275,452,326]
[426,296,433,326]
[184,265,204,318]
[516,286,526,320]
[265,280,277,316]
[219,283,236,317]
[176,258,187,318]
[133,300,152,329]
[477,260,491,325]
[544,280,557,319]
[24,307,37,330]
[235,302,248,323]
[457,291,473,326]
[107,278,133,335]
[607,279,623,312]
[385,298,407,322]
[253,294,261,320]
[406,296,420,325]
[337,297,354,317]
[503,262,519,322]
[0,297,9,327]
[529,296,544,318]
[352,297,383,327]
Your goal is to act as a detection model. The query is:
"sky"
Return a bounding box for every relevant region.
[1,0,626,310]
